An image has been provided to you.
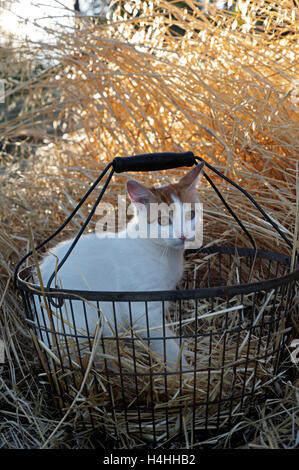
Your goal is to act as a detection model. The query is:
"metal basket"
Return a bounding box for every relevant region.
[15,151,298,446]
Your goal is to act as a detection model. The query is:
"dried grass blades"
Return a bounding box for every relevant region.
[0,0,298,449]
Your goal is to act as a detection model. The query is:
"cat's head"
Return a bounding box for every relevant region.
[126,162,204,249]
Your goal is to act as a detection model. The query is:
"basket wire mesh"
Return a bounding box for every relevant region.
[15,152,298,445]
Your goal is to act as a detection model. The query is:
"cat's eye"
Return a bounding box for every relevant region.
[158,215,172,226]
[186,209,196,220]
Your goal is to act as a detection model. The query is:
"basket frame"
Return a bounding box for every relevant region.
[14,152,299,445]
[17,246,297,302]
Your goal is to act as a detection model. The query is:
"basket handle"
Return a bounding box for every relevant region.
[112,151,195,173]
[14,150,293,294]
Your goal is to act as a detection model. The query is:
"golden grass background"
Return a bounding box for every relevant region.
[0,0,298,448]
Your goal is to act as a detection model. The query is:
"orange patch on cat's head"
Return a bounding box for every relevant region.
[127,162,204,206]
[148,162,204,204]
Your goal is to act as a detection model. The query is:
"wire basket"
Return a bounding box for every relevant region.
[15,151,298,446]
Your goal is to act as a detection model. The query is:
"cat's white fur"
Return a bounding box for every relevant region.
[36,163,204,369]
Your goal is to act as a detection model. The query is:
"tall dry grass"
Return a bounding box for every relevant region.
[0,0,298,448]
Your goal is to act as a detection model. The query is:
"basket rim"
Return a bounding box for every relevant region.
[16,245,299,302]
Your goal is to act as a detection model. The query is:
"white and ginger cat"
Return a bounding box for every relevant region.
[37,163,204,370]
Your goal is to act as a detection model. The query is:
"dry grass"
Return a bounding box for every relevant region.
[0,0,298,448]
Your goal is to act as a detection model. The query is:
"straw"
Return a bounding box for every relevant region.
[0,0,298,449]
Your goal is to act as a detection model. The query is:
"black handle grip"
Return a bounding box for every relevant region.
[112,151,195,173]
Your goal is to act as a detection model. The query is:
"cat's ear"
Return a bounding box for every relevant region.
[178,162,204,191]
[127,180,156,205]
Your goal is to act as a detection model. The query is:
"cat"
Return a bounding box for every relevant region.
[35,162,204,370]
